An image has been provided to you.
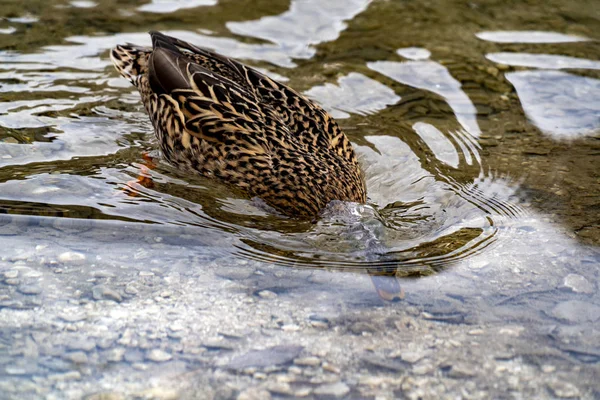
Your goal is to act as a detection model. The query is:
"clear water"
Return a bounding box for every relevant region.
[0,0,599,398]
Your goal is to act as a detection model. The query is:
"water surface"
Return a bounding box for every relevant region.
[0,0,599,398]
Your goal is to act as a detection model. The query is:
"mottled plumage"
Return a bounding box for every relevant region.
[111,31,366,217]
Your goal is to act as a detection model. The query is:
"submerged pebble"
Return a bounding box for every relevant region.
[563,274,594,294]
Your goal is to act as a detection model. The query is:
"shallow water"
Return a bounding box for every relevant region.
[0,0,599,398]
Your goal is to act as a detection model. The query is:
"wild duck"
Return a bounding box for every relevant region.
[111,31,366,217]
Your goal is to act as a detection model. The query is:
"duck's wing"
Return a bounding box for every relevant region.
[147,35,288,174]
[149,32,358,164]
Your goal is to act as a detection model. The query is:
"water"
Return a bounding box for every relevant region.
[0,0,599,398]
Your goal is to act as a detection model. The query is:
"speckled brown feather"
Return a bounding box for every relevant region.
[111,31,366,217]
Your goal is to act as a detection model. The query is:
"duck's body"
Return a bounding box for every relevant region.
[111,31,366,217]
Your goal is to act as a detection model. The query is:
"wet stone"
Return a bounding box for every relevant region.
[146,349,172,362]
[257,290,277,299]
[92,285,122,302]
[57,251,86,264]
[67,339,96,352]
[551,300,600,323]
[447,364,476,378]
[313,382,350,398]
[400,351,425,364]
[294,356,321,367]
[547,380,580,398]
[362,354,405,372]
[39,357,72,372]
[64,351,88,364]
[18,285,42,295]
[5,278,19,286]
[237,388,272,400]
[48,371,81,382]
[202,340,234,351]
[84,392,125,400]
[105,347,126,363]
[563,274,594,294]
[227,345,303,370]
[215,267,254,280]
[4,270,18,279]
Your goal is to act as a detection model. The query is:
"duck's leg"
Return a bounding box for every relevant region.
[123,153,156,196]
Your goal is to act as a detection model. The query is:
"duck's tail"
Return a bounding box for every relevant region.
[110,43,152,87]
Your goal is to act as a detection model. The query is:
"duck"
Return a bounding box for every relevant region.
[110,31,366,218]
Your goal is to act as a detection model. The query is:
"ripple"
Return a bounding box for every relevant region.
[412,122,460,168]
[476,31,591,43]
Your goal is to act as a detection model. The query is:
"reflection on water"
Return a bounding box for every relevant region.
[476,30,590,43]
[506,70,600,139]
[0,0,599,397]
[227,0,371,64]
[138,0,217,14]
[487,52,600,70]
[304,72,400,119]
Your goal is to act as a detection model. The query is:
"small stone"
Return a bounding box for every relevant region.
[124,286,138,295]
[146,349,172,362]
[5,278,19,285]
[349,322,375,335]
[294,356,321,367]
[138,387,179,400]
[215,267,253,280]
[541,365,556,373]
[18,285,42,295]
[67,339,96,352]
[313,382,350,398]
[64,351,88,364]
[294,387,312,397]
[228,345,303,370]
[322,362,340,374]
[92,285,122,302]
[563,274,594,294]
[499,326,525,336]
[258,290,277,299]
[548,380,580,398]
[84,392,125,400]
[237,388,272,400]
[362,355,404,372]
[400,351,425,364]
[202,339,234,351]
[281,324,299,331]
[468,329,484,335]
[160,290,172,298]
[106,347,126,362]
[448,364,476,378]
[310,321,329,329]
[48,371,81,381]
[551,300,600,323]
[4,270,18,279]
[412,361,435,375]
[266,382,292,395]
[58,251,86,264]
